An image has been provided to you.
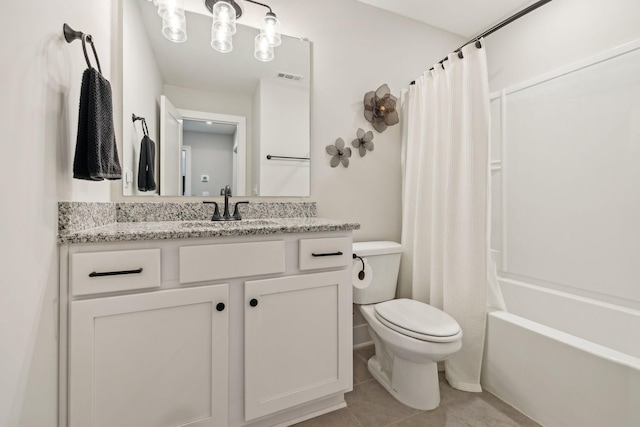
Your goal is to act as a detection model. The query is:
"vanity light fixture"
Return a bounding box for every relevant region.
[205,0,281,61]
[149,0,281,60]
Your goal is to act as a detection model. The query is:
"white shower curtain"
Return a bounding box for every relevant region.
[400,40,504,392]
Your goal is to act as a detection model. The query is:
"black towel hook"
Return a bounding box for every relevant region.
[63,23,102,74]
[132,114,149,136]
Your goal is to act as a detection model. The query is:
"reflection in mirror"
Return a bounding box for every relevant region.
[181,119,237,197]
[122,0,311,197]
[160,96,246,196]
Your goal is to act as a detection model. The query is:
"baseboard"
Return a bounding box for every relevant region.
[353,341,374,350]
[353,323,371,347]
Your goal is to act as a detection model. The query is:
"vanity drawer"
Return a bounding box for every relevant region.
[179,240,285,284]
[70,249,161,296]
[299,237,351,271]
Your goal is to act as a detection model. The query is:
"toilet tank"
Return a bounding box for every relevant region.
[352,241,402,304]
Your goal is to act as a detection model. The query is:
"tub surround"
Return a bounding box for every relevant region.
[58,201,357,244]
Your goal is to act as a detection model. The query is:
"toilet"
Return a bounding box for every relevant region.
[352,241,462,411]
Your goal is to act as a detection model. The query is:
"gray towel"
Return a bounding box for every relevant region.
[73,68,122,180]
[137,134,156,191]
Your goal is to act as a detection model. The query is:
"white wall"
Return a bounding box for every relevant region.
[257,78,310,196]
[184,130,234,196]
[486,0,640,92]
[0,1,113,426]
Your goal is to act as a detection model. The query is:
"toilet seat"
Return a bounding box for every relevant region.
[374,299,462,343]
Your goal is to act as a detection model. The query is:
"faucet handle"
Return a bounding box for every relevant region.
[232,201,249,220]
[203,201,221,221]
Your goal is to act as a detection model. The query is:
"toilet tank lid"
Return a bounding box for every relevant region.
[353,241,402,256]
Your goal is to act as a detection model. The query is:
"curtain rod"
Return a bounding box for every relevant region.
[410,0,553,85]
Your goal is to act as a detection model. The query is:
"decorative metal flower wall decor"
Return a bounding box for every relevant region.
[326,138,352,168]
[351,128,374,157]
[364,84,399,133]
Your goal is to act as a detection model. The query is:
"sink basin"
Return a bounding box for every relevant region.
[180,219,279,228]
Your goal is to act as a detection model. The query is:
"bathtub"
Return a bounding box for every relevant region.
[481,278,640,427]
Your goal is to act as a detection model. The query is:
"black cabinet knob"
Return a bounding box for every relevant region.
[249,298,258,307]
[216,302,225,312]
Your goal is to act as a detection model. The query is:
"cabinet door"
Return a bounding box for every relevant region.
[69,286,229,427]
[244,271,352,421]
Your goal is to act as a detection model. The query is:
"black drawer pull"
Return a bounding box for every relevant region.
[89,268,144,278]
[216,302,226,312]
[249,298,258,307]
[311,251,343,257]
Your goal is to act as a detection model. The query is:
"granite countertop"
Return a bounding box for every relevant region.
[59,217,361,244]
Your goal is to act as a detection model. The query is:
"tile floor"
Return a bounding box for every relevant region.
[294,345,541,427]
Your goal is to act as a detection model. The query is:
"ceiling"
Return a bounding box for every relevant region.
[356,0,538,38]
[183,119,237,135]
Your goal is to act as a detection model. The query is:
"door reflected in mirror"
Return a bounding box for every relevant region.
[121,0,311,197]
[160,95,246,196]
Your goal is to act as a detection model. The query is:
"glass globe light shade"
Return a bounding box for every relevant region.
[260,12,281,47]
[254,33,274,62]
[157,0,185,19]
[211,23,233,53]
[212,1,237,35]
[162,13,187,43]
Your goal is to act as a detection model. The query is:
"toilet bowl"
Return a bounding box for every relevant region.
[352,242,462,410]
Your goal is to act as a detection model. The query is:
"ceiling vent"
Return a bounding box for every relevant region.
[277,72,303,81]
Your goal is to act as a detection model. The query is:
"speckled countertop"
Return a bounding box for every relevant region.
[59,218,360,244]
[58,202,360,244]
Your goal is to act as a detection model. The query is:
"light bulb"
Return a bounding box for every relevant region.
[211,23,233,53]
[157,0,185,19]
[260,12,281,47]
[212,1,236,35]
[254,34,274,62]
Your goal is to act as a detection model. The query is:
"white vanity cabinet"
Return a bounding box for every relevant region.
[69,285,229,427]
[244,270,351,421]
[59,231,353,427]
[62,246,229,427]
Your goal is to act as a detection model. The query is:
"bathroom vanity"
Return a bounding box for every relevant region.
[58,203,359,427]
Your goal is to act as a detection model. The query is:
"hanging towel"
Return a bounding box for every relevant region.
[137,128,157,192]
[73,67,122,180]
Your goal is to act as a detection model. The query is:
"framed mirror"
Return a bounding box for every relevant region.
[121,0,311,197]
